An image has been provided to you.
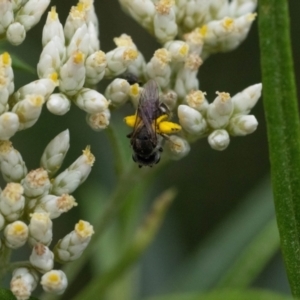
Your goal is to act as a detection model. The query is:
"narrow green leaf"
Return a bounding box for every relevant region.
[258,0,300,297]
[143,289,292,300]
[165,177,275,292]
[72,189,176,300]
[10,54,36,74]
[217,218,280,288]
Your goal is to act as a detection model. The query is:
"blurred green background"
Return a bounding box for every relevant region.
[3,0,300,299]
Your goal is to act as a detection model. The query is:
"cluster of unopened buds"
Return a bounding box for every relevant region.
[0,130,95,299]
[0,0,261,298]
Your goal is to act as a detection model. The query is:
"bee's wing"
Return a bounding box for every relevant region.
[136,80,160,141]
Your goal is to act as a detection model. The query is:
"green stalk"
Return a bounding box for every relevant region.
[258,0,300,297]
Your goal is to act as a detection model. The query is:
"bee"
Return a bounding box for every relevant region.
[124,79,181,167]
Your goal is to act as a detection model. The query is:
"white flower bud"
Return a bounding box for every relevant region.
[51,146,95,195]
[46,93,71,115]
[12,95,45,130]
[86,109,111,131]
[0,51,14,99]
[0,140,27,182]
[0,183,24,222]
[0,212,5,231]
[232,83,262,114]
[146,48,172,89]
[4,221,28,248]
[67,24,90,58]
[59,51,86,96]
[201,13,256,57]
[34,194,77,219]
[0,0,13,35]
[184,27,204,56]
[15,0,50,31]
[119,0,155,31]
[40,130,70,177]
[161,89,177,111]
[105,78,130,107]
[227,114,258,136]
[42,6,65,48]
[22,168,51,198]
[64,3,86,43]
[73,88,109,114]
[229,0,257,17]
[105,46,138,78]
[6,22,26,46]
[178,104,207,135]
[41,270,68,295]
[10,268,39,300]
[208,129,230,151]
[30,243,54,273]
[28,212,53,247]
[87,21,100,54]
[207,92,233,129]
[54,220,94,262]
[0,112,20,140]
[11,0,27,12]
[185,90,208,113]
[129,83,142,108]
[37,40,62,79]
[13,78,57,102]
[164,40,189,62]
[153,0,178,43]
[165,135,190,160]
[85,51,107,85]
[174,54,202,99]
[222,13,257,52]
[179,1,209,32]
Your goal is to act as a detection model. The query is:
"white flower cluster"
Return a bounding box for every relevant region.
[37,1,139,131]
[119,0,257,57]
[0,130,95,300]
[115,0,261,156]
[0,0,50,45]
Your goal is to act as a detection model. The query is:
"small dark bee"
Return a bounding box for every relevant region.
[124,80,181,167]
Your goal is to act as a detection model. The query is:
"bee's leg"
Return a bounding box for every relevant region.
[127,132,132,138]
[160,133,170,141]
[158,147,163,152]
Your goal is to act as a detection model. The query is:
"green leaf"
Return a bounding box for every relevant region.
[0,288,39,300]
[10,53,36,74]
[143,289,293,300]
[164,177,275,292]
[217,218,280,288]
[258,0,300,297]
[72,189,176,300]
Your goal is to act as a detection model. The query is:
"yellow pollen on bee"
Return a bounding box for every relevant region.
[158,121,181,134]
